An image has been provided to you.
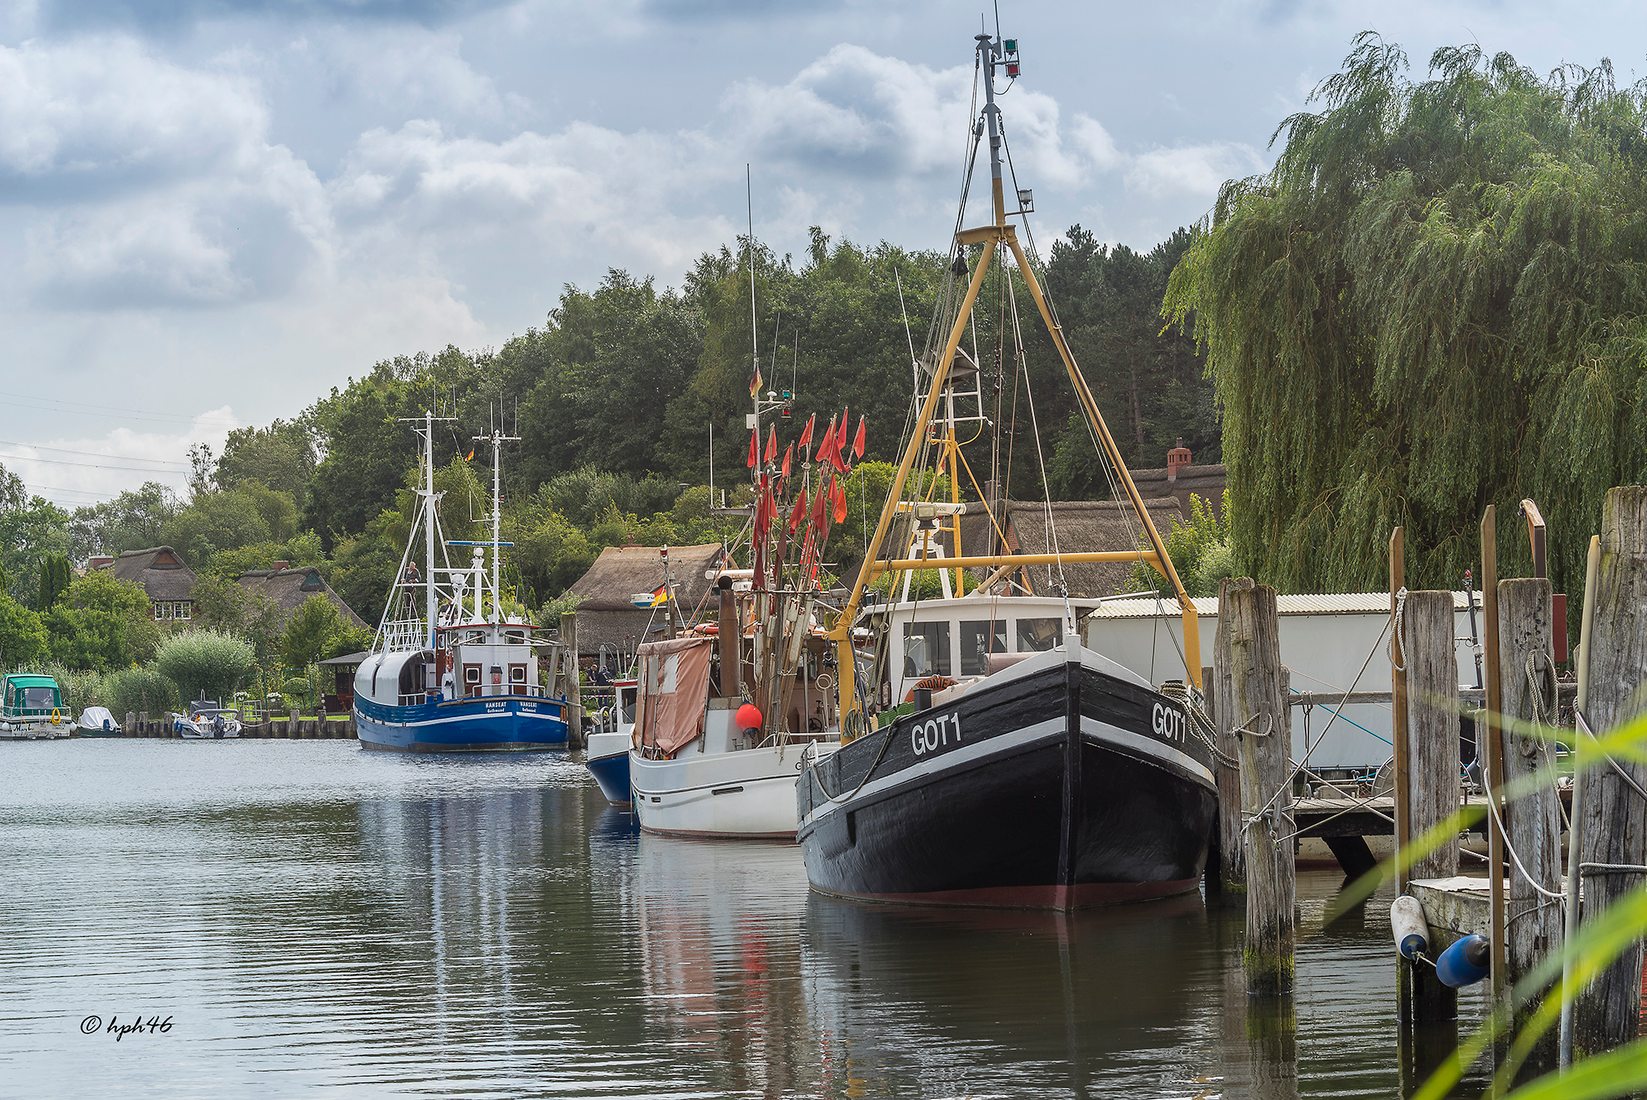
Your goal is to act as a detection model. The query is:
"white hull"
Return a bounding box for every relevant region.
[0,725,71,740]
[631,740,838,839]
[179,729,241,740]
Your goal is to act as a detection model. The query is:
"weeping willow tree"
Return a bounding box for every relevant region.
[1165,34,1647,599]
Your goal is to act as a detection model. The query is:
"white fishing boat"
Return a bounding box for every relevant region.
[0,673,73,740]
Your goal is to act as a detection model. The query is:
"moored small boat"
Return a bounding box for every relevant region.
[585,678,636,806]
[0,673,73,740]
[75,706,123,737]
[173,701,243,739]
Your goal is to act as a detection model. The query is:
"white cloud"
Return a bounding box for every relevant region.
[0,37,267,199]
[5,407,240,506]
[291,25,529,124]
[1125,141,1267,198]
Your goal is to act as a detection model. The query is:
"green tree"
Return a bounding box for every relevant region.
[279,595,369,671]
[37,553,71,609]
[188,574,285,663]
[68,482,180,561]
[1164,35,1647,601]
[215,419,316,497]
[103,667,180,717]
[154,630,257,704]
[305,369,418,545]
[0,498,71,608]
[0,594,48,668]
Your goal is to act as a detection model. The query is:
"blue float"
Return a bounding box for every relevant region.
[1436,934,1491,988]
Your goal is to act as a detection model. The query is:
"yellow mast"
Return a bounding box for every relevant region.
[829,32,1202,738]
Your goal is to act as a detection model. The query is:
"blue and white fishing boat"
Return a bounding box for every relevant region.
[353,413,571,752]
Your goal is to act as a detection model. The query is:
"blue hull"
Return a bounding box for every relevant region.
[354,694,569,752]
[586,750,632,806]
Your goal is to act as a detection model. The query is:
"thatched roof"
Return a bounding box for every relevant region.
[563,543,726,663]
[937,497,1185,599]
[101,546,197,602]
[1131,463,1226,518]
[235,567,368,630]
[566,543,725,612]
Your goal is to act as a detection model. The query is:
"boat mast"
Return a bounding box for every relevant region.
[827,31,1207,739]
[478,415,520,623]
[422,410,438,648]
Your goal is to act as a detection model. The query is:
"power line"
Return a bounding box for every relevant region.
[0,388,239,426]
[0,438,187,468]
[0,449,193,474]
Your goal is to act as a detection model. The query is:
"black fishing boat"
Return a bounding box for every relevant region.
[796,27,1218,909]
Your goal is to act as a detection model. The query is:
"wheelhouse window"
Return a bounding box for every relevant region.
[959,619,1007,675]
[1016,617,1061,652]
[903,620,952,678]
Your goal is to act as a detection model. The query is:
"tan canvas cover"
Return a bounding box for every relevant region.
[634,635,713,754]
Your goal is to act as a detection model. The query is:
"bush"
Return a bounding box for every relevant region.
[39,663,105,713]
[104,667,180,718]
[154,630,257,705]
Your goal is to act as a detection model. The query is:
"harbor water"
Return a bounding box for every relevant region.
[0,741,1484,1097]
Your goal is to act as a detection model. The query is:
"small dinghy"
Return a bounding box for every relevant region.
[76,706,123,737]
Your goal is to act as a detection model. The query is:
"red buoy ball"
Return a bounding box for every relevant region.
[736,703,763,731]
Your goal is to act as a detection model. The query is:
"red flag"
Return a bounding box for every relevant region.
[816,415,837,465]
[852,415,866,459]
[746,428,758,469]
[749,360,763,399]
[836,408,850,451]
[811,475,830,530]
[780,443,793,480]
[764,425,777,466]
[797,413,815,449]
[831,477,848,523]
[787,487,808,533]
[828,422,850,473]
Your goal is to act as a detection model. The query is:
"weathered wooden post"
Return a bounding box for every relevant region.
[560,611,584,749]
[1224,580,1293,994]
[1495,575,1564,1059]
[1403,589,1462,1025]
[1577,486,1647,1054]
[287,707,300,738]
[1212,576,1254,897]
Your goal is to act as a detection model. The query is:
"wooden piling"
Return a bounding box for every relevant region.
[1576,486,1647,1055]
[1496,575,1564,1056]
[1223,581,1293,994]
[1213,576,1254,896]
[1481,505,1509,1002]
[560,611,584,749]
[1401,589,1461,1025]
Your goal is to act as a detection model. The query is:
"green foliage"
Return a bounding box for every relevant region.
[188,574,284,662]
[1165,34,1647,603]
[0,593,47,667]
[102,666,180,717]
[0,498,71,607]
[214,419,316,497]
[40,662,104,713]
[279,595,370,672]
[67,482,180,561]
[1128,491,1235,597]
[161,483,301,571]
[153,629,257,704]
[37,553,71,609]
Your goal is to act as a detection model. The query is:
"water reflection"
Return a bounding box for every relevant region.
[0,741,1488,1098]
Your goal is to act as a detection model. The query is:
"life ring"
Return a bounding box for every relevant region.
[902,675,958,704]
[695,623,719,635]
[50,708,62,726]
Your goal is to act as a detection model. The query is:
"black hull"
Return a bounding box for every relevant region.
[796,655,1216,909]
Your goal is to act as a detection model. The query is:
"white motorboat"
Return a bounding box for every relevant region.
[173,702,244,740]
[585,678,636,807]
[76,706,123,737]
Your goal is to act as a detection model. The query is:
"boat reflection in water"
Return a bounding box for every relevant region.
[802,892,1216,1097]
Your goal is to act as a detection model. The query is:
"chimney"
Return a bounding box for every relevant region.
[1166,438,1192,482]
[88,555,114,570]
[272,560,291,572]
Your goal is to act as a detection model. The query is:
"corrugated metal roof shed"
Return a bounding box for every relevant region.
[1088,591,1471,619]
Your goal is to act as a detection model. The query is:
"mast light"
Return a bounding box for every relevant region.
[1017,188,1035,212]
[1006,60,1021,78]
[1003,38,1018,55]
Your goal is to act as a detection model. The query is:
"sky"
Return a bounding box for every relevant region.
[0,0,1640,509]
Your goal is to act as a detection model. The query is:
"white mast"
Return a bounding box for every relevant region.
[422,410,438,648]
[475,414,520,624]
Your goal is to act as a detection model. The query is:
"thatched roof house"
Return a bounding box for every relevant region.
[1129,443,1226,519]
[235,566,368,631]
[96,546,198,621]
[922,497,1186,599]
[564,543,726,664]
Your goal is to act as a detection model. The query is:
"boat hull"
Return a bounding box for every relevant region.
[796,651,1216,910]
[632,740,838,839]
[354,694,569,752]
[586,731,633,807]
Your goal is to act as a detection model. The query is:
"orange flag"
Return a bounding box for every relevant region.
[781,443,793,480]
[787,487,808,533]
[746,428,758,469]
[831,477,848,523]
[816,415,837,464]
[764,425,777,466]
[797,413,815,449]
[852,415,866,459]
